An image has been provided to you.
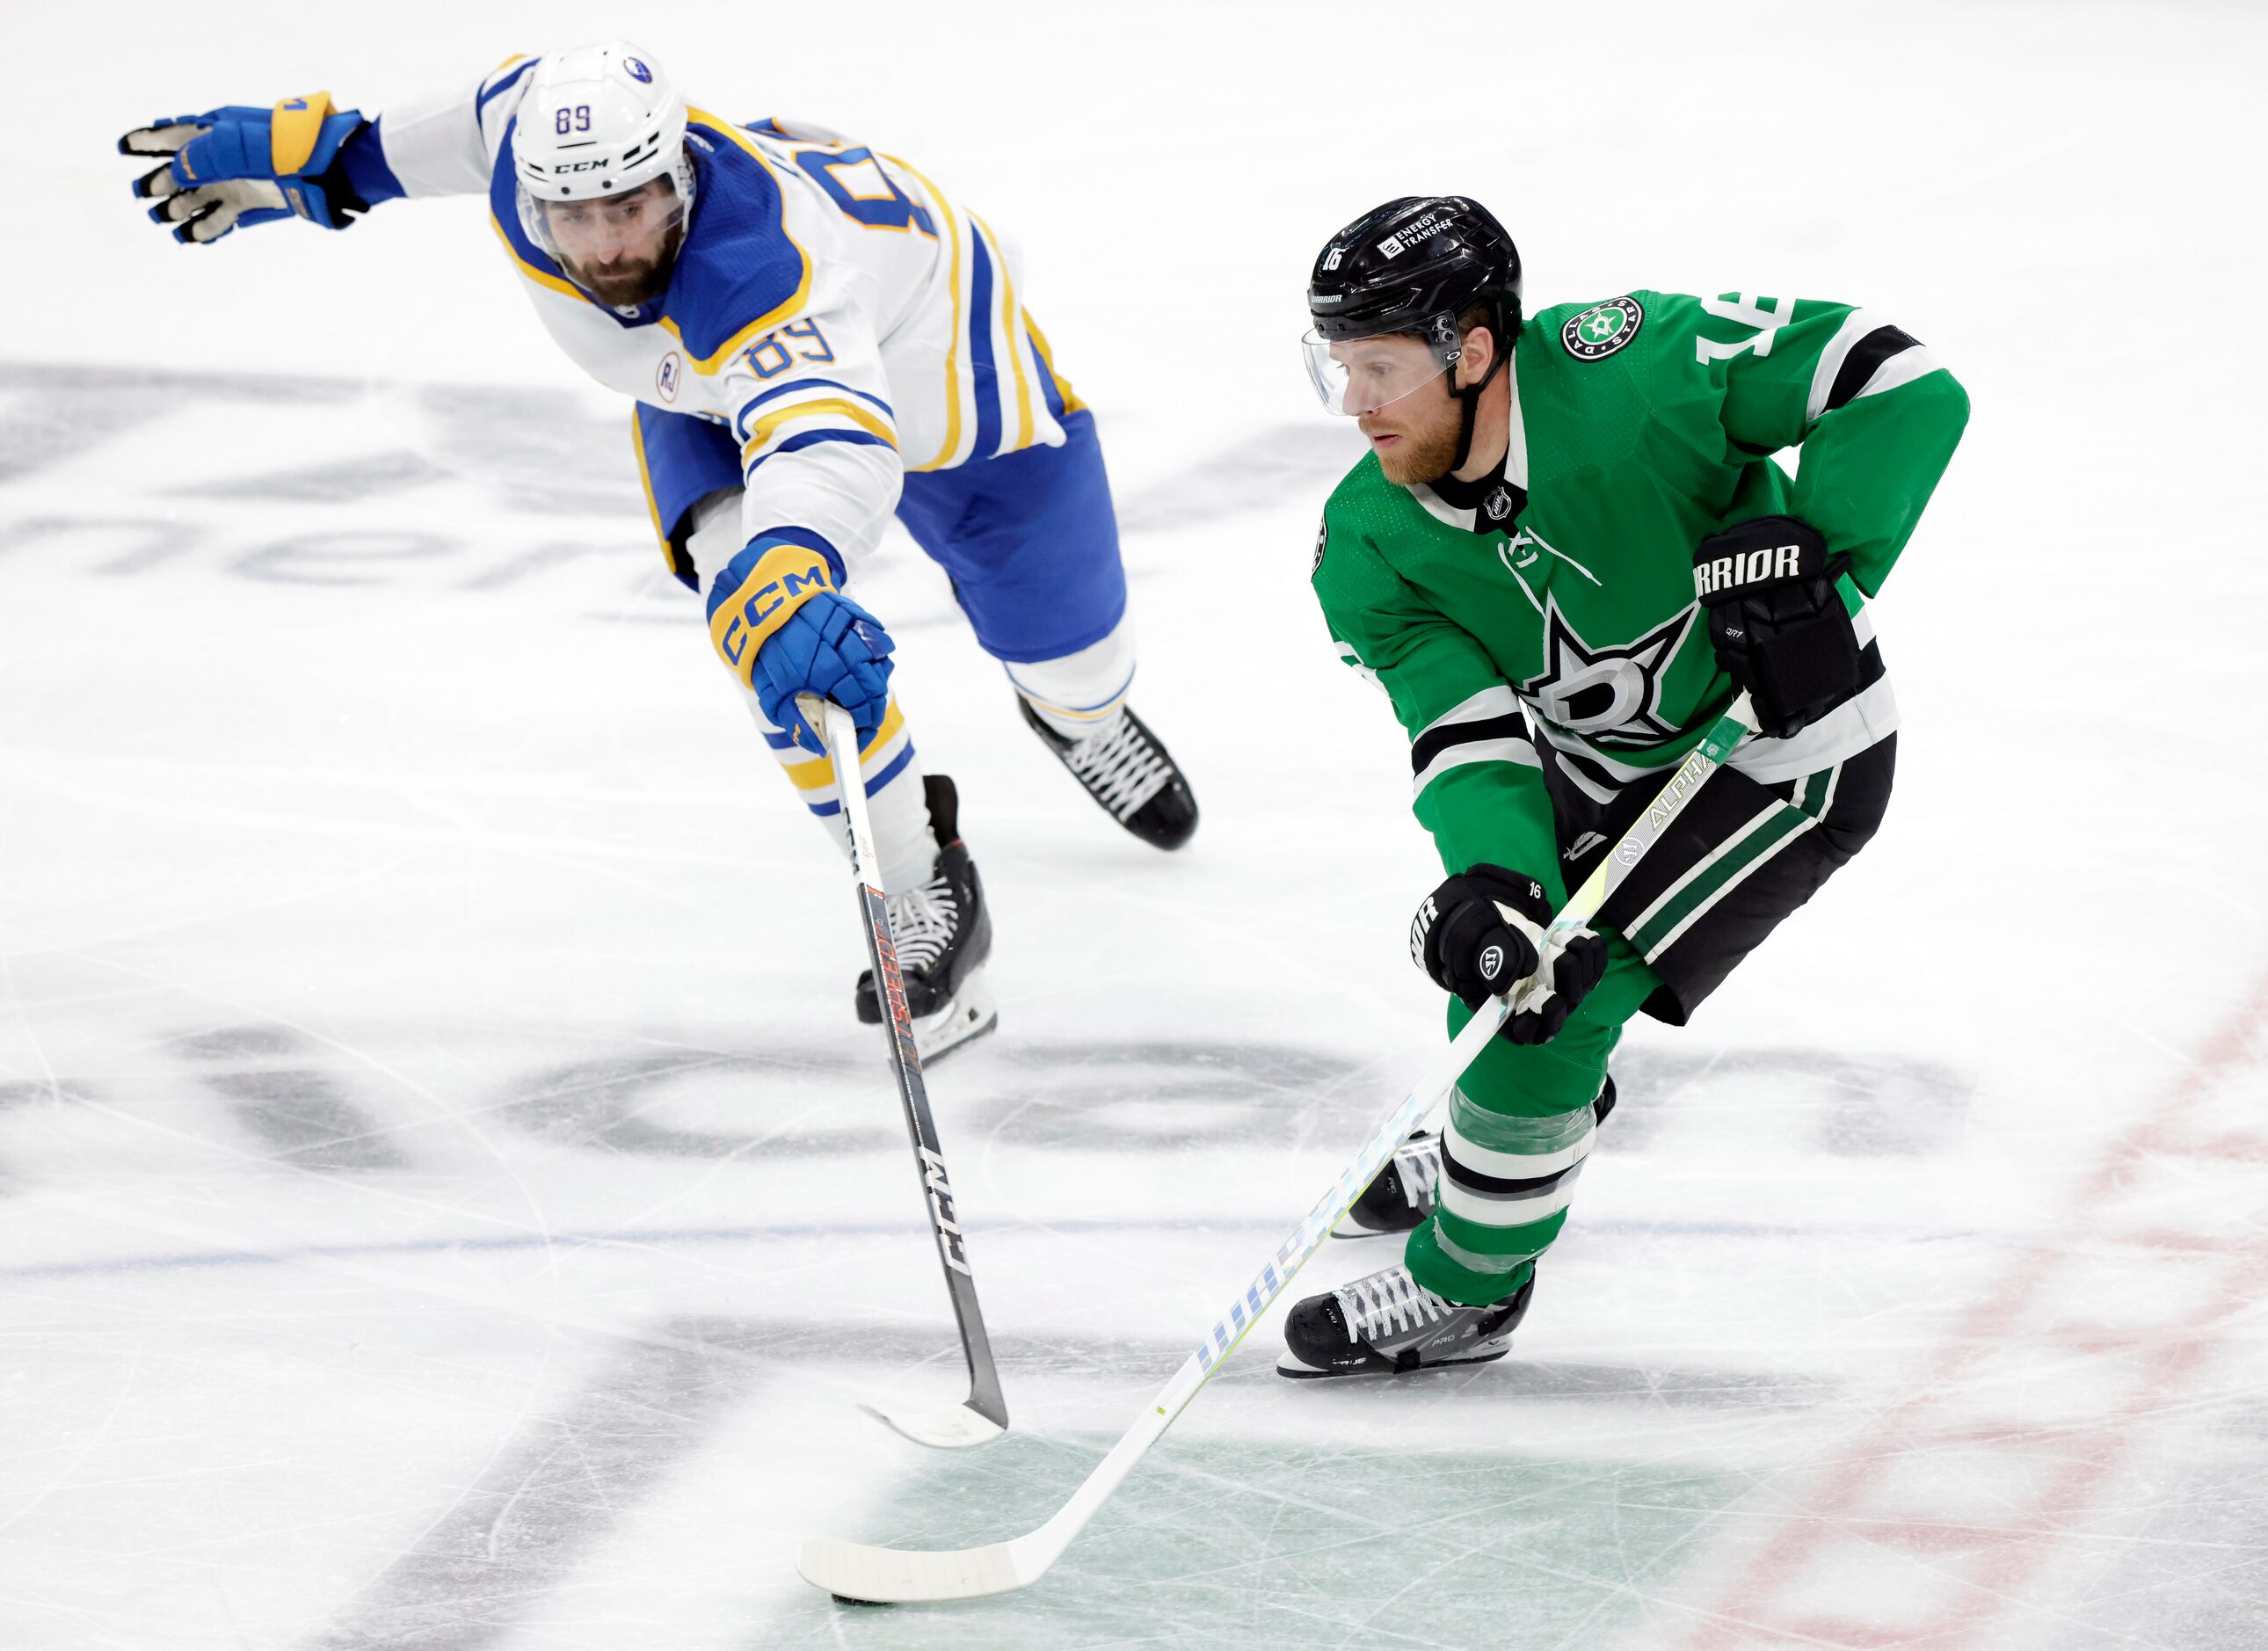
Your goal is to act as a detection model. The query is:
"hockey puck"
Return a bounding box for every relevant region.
[832,1595,890,1608]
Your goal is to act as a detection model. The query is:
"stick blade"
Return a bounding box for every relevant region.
[861,1399,1007,1451]
[800,1534,1028,1603]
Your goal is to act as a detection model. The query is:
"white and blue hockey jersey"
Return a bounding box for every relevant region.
[367,55,1086,589]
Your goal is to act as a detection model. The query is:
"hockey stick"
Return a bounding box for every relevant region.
[800,694,1008,1451]
[798,694,1760,1601]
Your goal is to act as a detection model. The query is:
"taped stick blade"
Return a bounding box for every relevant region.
[800,1534,1028,1603]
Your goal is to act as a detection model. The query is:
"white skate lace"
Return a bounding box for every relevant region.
[1333,1266,1452,1345]
[1393,1134,1442,1208]
[1064,714,1173,820]
[884,875,958,975]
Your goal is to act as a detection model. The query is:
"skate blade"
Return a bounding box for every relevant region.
[912,969,999,1064]
[1276,1341,1513,1379]
[1329,1218,1421,1240]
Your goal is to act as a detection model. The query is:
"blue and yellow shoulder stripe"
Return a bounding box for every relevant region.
[655,111,815,372]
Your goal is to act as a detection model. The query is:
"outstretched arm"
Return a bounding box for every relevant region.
[119,55,539,244]
[692,272,907,754]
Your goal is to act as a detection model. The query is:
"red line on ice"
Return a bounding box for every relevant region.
[1676,964,2268,1651]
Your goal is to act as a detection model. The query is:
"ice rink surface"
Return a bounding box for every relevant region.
[6,2,2268,1646]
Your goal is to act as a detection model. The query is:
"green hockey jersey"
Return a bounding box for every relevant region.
[1312,290,1967,901]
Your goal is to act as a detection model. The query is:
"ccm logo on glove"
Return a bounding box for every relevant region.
[709,545,837,675]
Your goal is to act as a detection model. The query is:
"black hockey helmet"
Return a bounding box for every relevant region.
[1303,196,1523,467]
[1307,195,1522,356]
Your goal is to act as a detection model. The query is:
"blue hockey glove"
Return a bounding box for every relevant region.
[705,536,893,753]
[753,595,895,753]
[120,93,369,244]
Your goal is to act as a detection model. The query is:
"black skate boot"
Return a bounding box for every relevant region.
[854,775,997,1062]
[1276,1262,1536,1379]
[1335,1077,1617,1239]
[1337,1130,1444,1236]
[1016,697,1198,850]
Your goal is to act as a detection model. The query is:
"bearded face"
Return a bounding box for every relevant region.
[540,176,686,308]
[1359,378,1466,485]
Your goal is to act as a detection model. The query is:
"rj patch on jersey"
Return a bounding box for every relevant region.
[1561,296,1644,361]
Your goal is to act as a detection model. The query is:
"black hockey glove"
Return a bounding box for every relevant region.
[1409,866,1608,1046]
[1693,515,1862,740]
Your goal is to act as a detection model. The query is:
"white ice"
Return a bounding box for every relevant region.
[5,3,2268,1647]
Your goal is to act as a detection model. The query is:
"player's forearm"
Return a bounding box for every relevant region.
[1414,767,1567,906]
[1789,367,1969,596]
[1385,666,1567,903]
[731,454,904,588]
[727,382,905,583]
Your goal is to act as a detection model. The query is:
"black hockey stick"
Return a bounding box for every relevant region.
[799,694,1007,1449]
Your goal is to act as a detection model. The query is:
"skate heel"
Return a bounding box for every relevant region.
[914,967,998,1064]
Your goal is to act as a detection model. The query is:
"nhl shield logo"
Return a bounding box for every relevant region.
[1483,485,1516,524]
[1562,296,1645,361]
[1312,518,1329,573]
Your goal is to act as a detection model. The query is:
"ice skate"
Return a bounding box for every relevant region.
[1276,1263,1535,1379]
[854,775,997,1062]
[1335,1078,1616,1239]
[1016,697,1198,850]
[1336,1129,1444,1236]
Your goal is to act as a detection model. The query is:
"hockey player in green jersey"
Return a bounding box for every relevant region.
[1278,197,1967,1379]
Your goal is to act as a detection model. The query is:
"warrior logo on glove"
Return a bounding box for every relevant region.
[1691,514,1863,740]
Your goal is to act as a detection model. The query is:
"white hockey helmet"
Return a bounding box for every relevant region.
[512,41,688,202]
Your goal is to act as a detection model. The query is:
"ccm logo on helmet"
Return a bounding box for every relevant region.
[1695,542,1805,598]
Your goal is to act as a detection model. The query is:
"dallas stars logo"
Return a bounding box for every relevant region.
[1561,295,1645,361]
[1519,593,1696,747]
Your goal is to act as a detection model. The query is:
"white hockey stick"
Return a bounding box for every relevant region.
[798,695,1759,1600]
[802,695,1008,1451]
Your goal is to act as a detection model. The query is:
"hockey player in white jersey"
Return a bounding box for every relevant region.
[118,43,1199,1058]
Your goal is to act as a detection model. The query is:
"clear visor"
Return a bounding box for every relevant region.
[1301,329,1452,416]
[517,177,687,272]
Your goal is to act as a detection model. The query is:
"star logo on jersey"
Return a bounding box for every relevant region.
[1518,593,1696,748]
[1561,296,1645,361]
